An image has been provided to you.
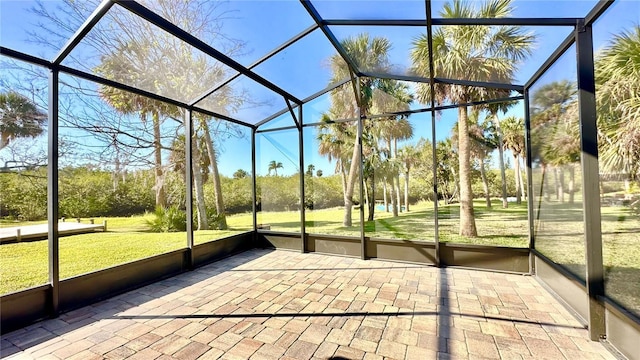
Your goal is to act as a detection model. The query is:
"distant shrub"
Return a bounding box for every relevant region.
[146,205,187,232]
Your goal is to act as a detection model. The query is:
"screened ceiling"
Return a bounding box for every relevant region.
[0,0,606,129]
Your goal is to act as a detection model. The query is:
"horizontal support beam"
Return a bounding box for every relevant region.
[1,47,52,68]
[361,71,523,92]
[255,125,299,134]
[114,0,302,104]
[323,18,580,26]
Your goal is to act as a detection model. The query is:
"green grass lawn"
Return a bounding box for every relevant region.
[1,200,638,318]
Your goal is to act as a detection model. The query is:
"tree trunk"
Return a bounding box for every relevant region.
[542,163,550,201]
[495,114,508,208]
[395,174,402,214]
[558,167,565,203]
[383,179,389,212]
[519,156,526,201]
[394,139,401,213]
[479,156,491,208]
[202,121,228,229]
[152,111,166,207]
[458,107,477,237]
[553,166,560,200]
[367,173,375,221]
[343,139,361,227]
[192,135,208,230]
[363,176,370,218]
[624,178,631,193]
[339,161,347,201]
[390,177,398,217]
[568,165,575,204]
[113,148,120,192]
[404,171,410,212]
[514,154,521,204]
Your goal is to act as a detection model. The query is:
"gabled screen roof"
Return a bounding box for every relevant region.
[0,0,610,128]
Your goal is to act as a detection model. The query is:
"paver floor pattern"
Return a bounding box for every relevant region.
[1,249,616,359]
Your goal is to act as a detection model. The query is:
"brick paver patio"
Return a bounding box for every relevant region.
[1,249,617,359]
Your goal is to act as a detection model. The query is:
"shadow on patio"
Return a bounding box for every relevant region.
[1,249,616,359]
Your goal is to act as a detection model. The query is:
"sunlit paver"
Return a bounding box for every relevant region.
[1,249,617,359]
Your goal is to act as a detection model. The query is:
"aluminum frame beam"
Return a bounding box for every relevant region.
[299,0,360,74]
[425,0,440,266]
[255,77,351,129]
[47,69,60,316]
[53,0,114,65]
[322,18,581,26]
[185,109,194,269]
[298,105,306,253]
[189,24,318,107]
[525,33,575,89]
[575,22,605,342]
[114,0,302,104]
[360,71,524,92]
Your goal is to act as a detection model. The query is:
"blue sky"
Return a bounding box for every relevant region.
[1,0,638,177]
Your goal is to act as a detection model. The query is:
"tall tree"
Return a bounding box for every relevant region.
[397,144,420,212]
[501,116,526,204]
[485,101,517,208]
[530,80,577,203]
[325,33,393,226]
[0,91,47,151]
[31,0,244,229]
[268,160,283,176]
[596,25,640,186]
[411,0,534,236]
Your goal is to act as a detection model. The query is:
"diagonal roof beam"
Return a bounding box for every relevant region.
[255,77,351,129]
[57,64,251,128]
[114,0,302,104]
[360,71,524,92]
[525,1,613,90]
[53,0,114,65]
[285,98,300,129]
[584,0,615,26]
[299,0,360,75]
[525,32,574,89]
[323,18,580,26]
[189,24,318,107]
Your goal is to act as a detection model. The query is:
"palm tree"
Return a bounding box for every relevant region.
[268,160,283,176]
[436,139,459,204]
[0,91,47,150]
[485,101,517,208]
[501,116,526,204]
[469,113,498,208]
[596,25,640,189]
[397,144,420,212]
[233,169,249,179]
[411,0,535,236]
[325,33,393,226]
[96,40,175,208]
[530,80,577,203]
[372,81,414,217]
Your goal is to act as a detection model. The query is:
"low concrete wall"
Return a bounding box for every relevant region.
[534,253,589,322]
[605,300,640,360]
[0,285,50,334]
[1,233,254,334]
